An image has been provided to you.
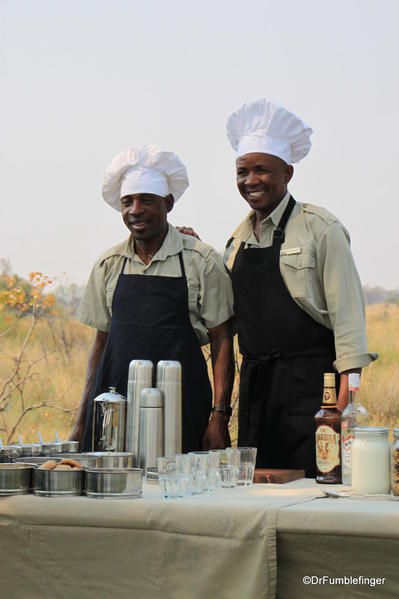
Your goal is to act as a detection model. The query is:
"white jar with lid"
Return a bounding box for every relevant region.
[351,427,391,494]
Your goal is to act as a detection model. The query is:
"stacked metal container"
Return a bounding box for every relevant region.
[89,359,182,473]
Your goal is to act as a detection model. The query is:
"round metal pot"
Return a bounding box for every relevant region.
[33,467,84,497]
[85,468,142,499]
[0,463,33,495]
[85,452,135,469]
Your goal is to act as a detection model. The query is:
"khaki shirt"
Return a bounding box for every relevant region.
[77,224,234,346]
[224,193,377,373]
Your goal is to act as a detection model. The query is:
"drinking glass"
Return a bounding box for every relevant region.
[219,465,238,488]
[235,447,257,486]
[157,457,177,498]
[189,451,210,494]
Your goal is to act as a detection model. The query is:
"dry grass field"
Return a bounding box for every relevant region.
[0,303,398,446]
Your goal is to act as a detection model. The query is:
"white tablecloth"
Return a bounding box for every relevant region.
[0,480,322,599]
[1,480,398,598]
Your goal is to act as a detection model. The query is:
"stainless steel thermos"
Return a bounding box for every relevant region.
[92,387,127,451]
[138,388,163,474]
[126,360,153,458]
[156,360,182,457]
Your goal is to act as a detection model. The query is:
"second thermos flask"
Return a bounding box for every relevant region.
[156,360,182,457]
[126,360,153,460]
[138,388,163,473]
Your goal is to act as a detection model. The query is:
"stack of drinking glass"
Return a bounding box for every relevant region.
[157,447,257,499]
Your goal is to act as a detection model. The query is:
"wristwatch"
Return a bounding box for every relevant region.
[211,404,232,417]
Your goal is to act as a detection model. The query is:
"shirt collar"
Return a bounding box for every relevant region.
[111,223,183,263]
[232,191,291,242]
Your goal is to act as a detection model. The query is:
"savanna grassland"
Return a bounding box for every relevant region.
[1,294,398,446]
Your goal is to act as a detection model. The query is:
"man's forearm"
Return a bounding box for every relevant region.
[202,320,234,450]
[208,320,234,407]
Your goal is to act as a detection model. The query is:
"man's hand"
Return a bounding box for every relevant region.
[203,412,231,450]
[176,226,201,239]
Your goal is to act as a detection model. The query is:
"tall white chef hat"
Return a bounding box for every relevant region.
[226,98,313,164]
[102,145,189,211]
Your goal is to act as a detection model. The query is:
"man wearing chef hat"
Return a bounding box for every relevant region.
[70,145,234,452]
[224,98,377,476]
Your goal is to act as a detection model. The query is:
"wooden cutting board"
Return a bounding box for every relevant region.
[254,468,305,484]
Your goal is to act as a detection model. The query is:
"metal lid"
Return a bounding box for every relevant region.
[156,360,181,385]
[354,426,389,436]
[128,360,153,383]
[0,445,23,457]
[140,388,162,408]
[93,387,126,402]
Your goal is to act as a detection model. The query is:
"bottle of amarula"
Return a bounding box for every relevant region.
[315,372,342,484]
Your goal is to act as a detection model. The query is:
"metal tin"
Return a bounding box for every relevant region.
[85,468,143,499]
[92,387,126,452]
[0,463,33,495]
[60,440,79,453]
[51,440,79,453]
[20,443,42,457]
[40,442,60,456]
[126,360,153,460]
[138,388,163,475]
[85,452,135,469]
[0,445,23,463]
[156,360,182,457]
[33,467,84,497]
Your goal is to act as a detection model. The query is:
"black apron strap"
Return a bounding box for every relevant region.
[120,256,128,274]
[272,195,296,248]
[178,252,186,277]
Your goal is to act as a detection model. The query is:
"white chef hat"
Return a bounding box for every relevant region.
[102,145,189,211]
[226,98,313,164]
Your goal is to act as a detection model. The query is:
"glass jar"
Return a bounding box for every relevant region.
[352,427,391,494]
[392,428,399,496]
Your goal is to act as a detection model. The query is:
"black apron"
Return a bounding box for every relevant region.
[231,196,336,477]
[81,252,212,453]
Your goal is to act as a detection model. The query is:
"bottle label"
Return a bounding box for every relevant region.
[323,388,337,405]
[341,425,354,468]
[316,425,340,473]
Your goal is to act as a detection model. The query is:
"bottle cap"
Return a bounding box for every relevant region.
[323,373,336,387]
[348,372,360,391]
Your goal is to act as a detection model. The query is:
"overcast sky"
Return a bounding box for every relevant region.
[1,0,398,289]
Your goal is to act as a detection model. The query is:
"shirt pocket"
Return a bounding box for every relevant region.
[280,240,316,299]
[187,283,200,309]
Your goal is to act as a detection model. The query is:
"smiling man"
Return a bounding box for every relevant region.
[224,98,377,477]
[71,145,234,452]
